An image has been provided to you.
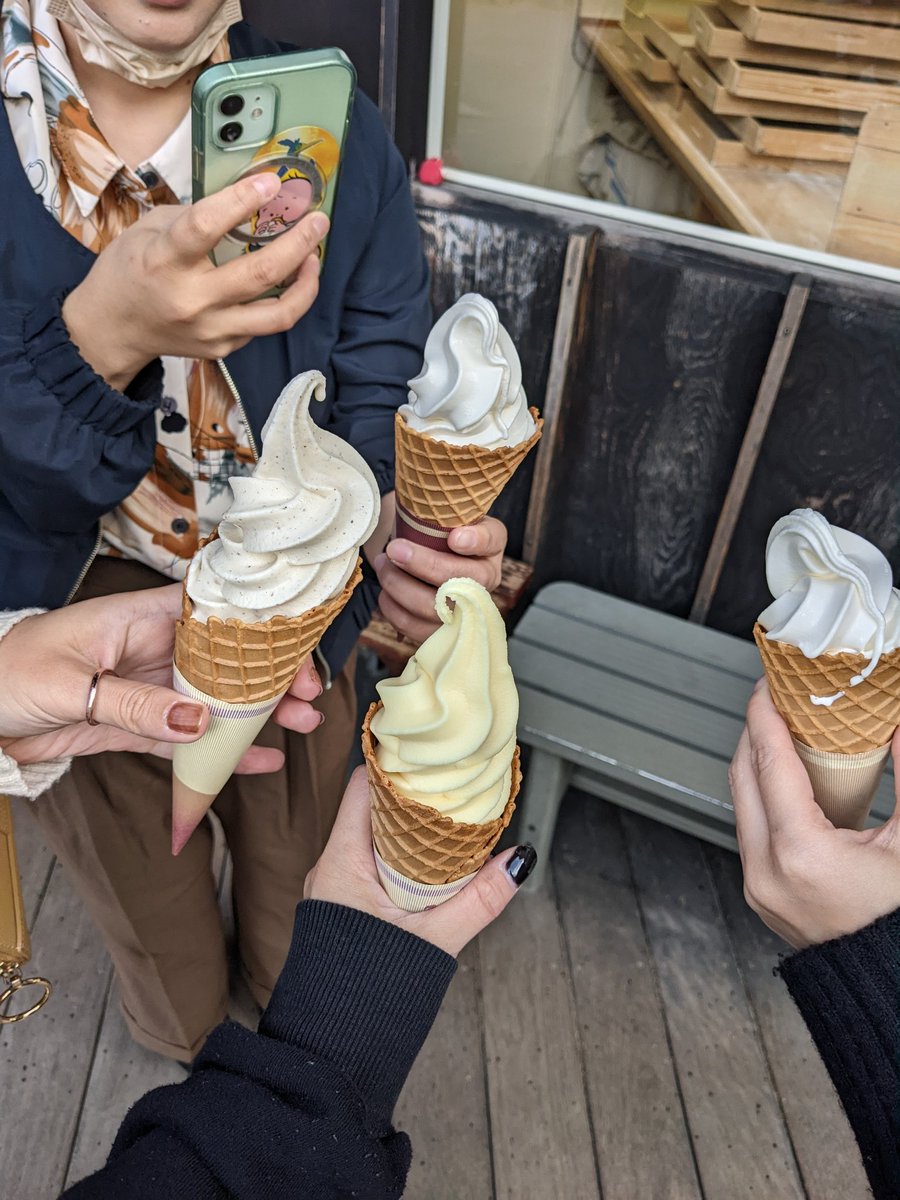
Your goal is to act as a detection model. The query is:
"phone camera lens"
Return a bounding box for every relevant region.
[219,94,244,117]
[220,122,243,144]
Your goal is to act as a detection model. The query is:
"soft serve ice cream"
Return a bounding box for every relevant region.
[363,577,521,909]
[171,370,380,855]
[399,293,536,448]
[754,508,900,830]
[187,370,380,623]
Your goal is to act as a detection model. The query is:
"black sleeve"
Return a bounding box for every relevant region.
[61,902,457,1200]
[780,908,900,1200]
[0,292,161,534]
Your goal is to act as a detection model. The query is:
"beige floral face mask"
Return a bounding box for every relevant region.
[47,0,242,87]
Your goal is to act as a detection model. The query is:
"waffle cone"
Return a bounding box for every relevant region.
[175,559,362,704]
[394,410,543,528]
[361,702,520,886]
[754,624,900,754]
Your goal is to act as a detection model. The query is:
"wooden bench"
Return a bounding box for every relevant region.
[508,582,896,891]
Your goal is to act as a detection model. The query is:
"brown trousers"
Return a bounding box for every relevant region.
[28,557,357,1061]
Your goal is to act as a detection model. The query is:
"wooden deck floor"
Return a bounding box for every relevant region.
[2,787,871,1199]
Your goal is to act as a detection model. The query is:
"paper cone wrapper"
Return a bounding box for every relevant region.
[792,738,889,830]
[753,624,900,754]
[394,410,543,549]
[170,560,362,849]
[361,702,520,912]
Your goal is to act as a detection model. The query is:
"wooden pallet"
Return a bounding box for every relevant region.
[724,0,900,25]
[622,9,693,66]
[829,104,900,266]
[724,112,856,161]
[719,0,900,61]
[621,26,680,82]
[679,49,855,122]
[704,53,900,113]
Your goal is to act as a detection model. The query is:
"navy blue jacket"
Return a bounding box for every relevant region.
[0,22,431,672]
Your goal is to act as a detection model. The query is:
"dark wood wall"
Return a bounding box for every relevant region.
[416,186,900,641]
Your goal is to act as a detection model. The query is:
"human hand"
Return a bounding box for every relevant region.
[304,767,535,957]
[0,588,323,768]
[62,173,327,391]
[374,516,507,644]
[729,681,900,949]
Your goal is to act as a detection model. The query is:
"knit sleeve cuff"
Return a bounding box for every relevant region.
[780,909,900,1196]
[0,608,73,798]
[24,292,163,435]
[259,900,457,1127]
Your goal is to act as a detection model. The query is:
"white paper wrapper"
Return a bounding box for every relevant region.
[793,738,891,830]
[373,846,479,913]
[172,667,285,796]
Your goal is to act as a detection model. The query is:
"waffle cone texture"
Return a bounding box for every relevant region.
[754,624,900,754]
[394,410,543,527]
[362,702,520,886]
[175,558,362,704]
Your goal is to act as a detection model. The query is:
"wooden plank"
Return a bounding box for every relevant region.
[522,233,590,565]
[725,0,900,26]
[691,5,900,80]
[830,105,900,266]
[0,862,112,1195]
[622,811,807,1199]
[622,26,680,82]
[707,847,873,1200]
[395,944,494,1200]
[707,54,900,114]
[555,793,702,1199]
[677,94,846,170]
[720,0,900,61]
[690,276,810,623]
[479,880,599,1198]
[65,986,183,1188]
[679,50,859,122]
[624,8,693,66]
[725,113,856,162]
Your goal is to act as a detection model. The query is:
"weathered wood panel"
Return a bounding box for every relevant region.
[530,229,784,613]
[555,792,702,1200]
[416,195,574,558]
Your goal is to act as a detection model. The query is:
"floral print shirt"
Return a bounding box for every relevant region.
[1,0,253,578]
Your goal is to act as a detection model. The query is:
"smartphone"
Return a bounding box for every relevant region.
[192,48,356,273]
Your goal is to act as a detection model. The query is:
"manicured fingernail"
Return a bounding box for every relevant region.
[316,712,326,728]
[506,844,537,887]
[310,212,330,238]
[167,703,204,735]
[388,541,412,565]
[251,171,279,197]
[309,664,323,695]
[453,529,476,551]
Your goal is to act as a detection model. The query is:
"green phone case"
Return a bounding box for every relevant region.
[192,48,356,270]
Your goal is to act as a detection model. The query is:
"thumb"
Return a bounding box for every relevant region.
[90,674,209,743]
[414,844,536,957]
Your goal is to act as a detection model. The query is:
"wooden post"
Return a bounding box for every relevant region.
[688,273,811,624]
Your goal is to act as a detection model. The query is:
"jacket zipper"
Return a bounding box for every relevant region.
[64,526,104,605]
[218,360,333,690]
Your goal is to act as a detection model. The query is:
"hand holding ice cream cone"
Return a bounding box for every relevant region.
[754,509,900,829]
[171,369,381,854]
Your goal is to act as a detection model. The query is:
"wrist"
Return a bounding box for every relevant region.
[62,287,148,392]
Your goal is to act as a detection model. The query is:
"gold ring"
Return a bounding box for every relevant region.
[85,668,117,727]
[0,974,52,1023]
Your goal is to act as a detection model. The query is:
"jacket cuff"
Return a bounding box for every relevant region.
[259,900,457,1127]
[24,292,162,435]
[780,909,900,1198]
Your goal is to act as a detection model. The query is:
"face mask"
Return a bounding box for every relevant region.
[47,0,242,88]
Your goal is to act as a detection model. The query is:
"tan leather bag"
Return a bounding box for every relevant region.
[0,794,51,1023]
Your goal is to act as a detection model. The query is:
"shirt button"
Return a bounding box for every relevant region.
[139,169,160,189]
[171,518,190,534]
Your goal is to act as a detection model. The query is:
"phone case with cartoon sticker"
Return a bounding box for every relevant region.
[191,49,356,273]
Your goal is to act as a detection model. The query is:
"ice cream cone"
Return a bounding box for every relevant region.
[754,623,900,827]
[170,560,362,854]
[393,411,543,550]
[361,702,520,912]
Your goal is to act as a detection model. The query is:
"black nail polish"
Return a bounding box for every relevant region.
[506,844,537,887]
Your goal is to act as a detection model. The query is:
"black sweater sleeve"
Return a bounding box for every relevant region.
[61,901,457,1199]
[780,908,900,1200]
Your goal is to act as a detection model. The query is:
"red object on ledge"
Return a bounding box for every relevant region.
[418,158,445,186]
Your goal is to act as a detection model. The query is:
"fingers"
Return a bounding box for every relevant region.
[214,211,329,306]
[385,534,502,593]
[167,173,283,262]
[233,745,286,775]
[273,695,325,735]
[377,587,440,646]
[412,847,524,957]
[288,656,323,702]
[728,726,769,868]
[745,682,820,836]
[90,675,209,744]
[447,516,508,560]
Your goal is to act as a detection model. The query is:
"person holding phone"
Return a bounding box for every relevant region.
[730,683,900,1200]
[0,0,507,1065]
